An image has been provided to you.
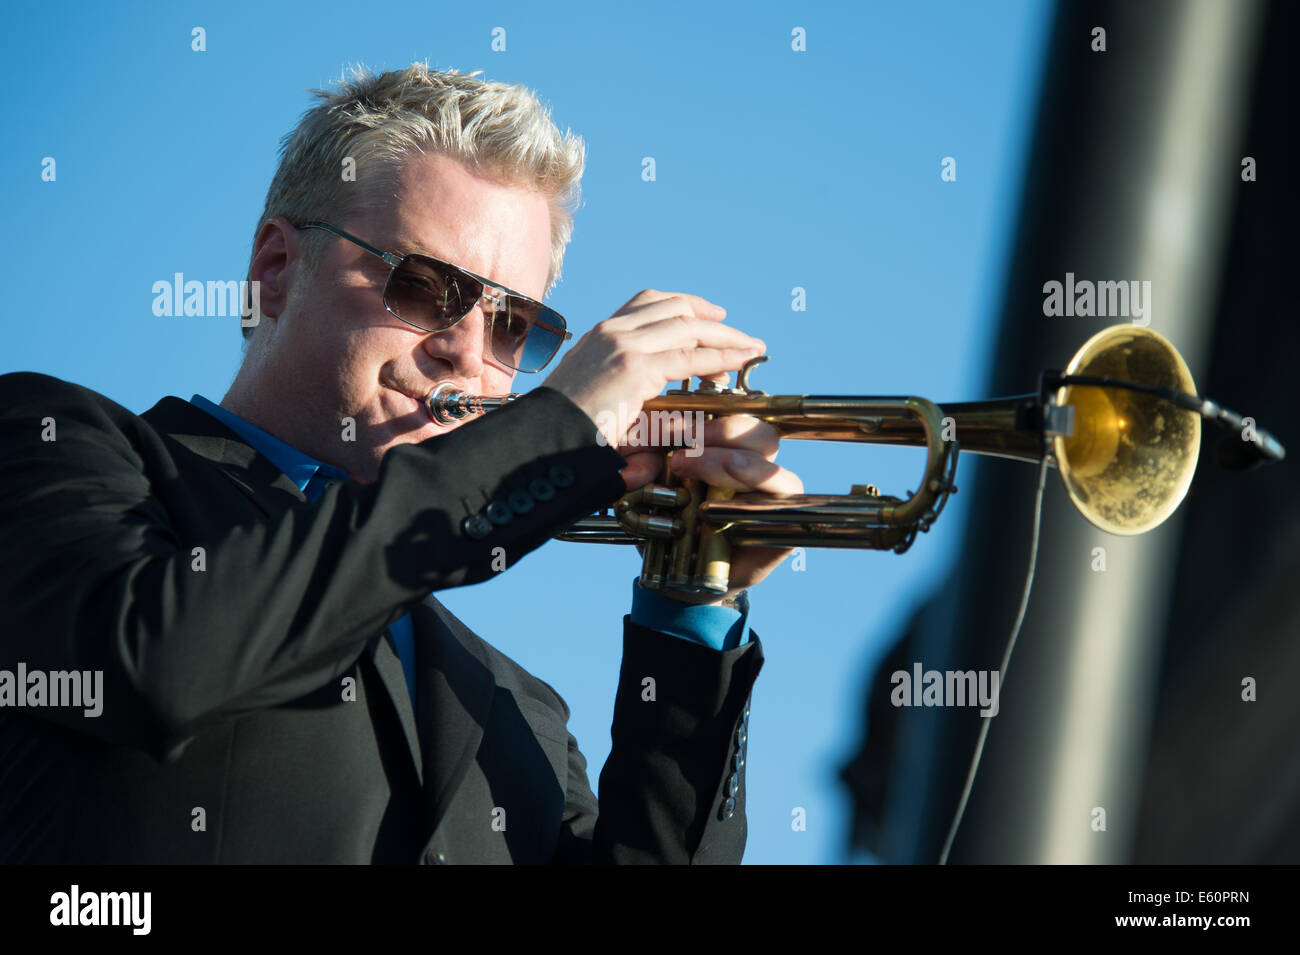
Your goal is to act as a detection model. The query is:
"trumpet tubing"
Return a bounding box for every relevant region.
[430,326,1206,597]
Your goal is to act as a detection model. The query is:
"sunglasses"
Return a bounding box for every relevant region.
[296,220,571,373]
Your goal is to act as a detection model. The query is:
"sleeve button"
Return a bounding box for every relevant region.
[721,797,736,820]
[528,477,556,501]
[486,500,513,525]
[462,514,493,539]
[548,465,575,488]
[508,490,535,514]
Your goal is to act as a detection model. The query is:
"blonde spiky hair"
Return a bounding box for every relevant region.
[243,62,586,342]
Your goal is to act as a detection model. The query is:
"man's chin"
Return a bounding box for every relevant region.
[349,413,470,483]
[382,414,463,451]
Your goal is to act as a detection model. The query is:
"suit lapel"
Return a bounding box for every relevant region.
[368,631,425,788]
[140,397,498,822]
[412,596,497,832]
[140,396,306,518]
[140,395,429,784]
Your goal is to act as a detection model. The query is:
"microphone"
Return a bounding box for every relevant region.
[1047,373,1286,471]
[1215,429,1287,470]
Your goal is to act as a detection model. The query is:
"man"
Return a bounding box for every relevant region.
[0,65,801,863]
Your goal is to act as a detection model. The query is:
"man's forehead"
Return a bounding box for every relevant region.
[335,151,550,289]
[384,227,525,293]
[389,233,454,261]
[384,205,546,289]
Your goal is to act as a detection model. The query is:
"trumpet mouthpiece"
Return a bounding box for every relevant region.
[425,382,518,424]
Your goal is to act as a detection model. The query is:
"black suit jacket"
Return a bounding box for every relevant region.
[0,372,763,864]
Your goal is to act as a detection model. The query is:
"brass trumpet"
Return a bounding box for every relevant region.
[428,326,1276,598]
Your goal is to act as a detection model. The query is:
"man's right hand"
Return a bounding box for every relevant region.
[542,289,765,487]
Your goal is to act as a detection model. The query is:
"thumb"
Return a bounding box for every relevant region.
[619,451,662,491]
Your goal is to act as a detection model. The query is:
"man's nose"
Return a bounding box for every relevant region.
[421,302,489,378]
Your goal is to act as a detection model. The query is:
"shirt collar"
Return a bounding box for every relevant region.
[189,394,350,493]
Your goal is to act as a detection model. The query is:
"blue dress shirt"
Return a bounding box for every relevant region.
[188,394,749,700]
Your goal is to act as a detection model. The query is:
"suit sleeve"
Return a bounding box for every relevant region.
[551,620,764,864]
[0,373,627,762]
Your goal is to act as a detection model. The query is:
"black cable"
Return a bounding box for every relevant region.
[1050,374,1285,467]
[938,453,1050,865]
[936,376,1282,863]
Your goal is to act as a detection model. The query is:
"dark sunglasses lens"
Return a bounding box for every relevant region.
[490,299,566,372]
[386,255,478,331]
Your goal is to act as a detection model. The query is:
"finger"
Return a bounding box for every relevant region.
[606,295,702,332]
[626,314,763,354]
[630,413,778,459]
[618,289,727,318]
[697,415,780,459]
[608,291,727,330]
[667,447,803,494]
[619,450,662,490]
[654,345,767,384]
[728,545,797,582]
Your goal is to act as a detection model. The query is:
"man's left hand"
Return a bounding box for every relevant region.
[619,411,803,607]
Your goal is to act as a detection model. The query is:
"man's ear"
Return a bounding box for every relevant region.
[247,216,303,327]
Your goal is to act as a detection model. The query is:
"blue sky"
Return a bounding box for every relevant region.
[2,0,1052,862]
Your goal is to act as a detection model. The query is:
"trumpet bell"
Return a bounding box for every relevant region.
[1054,325,1201,535]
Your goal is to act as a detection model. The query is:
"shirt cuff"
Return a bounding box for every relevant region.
[629,578,751,652]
